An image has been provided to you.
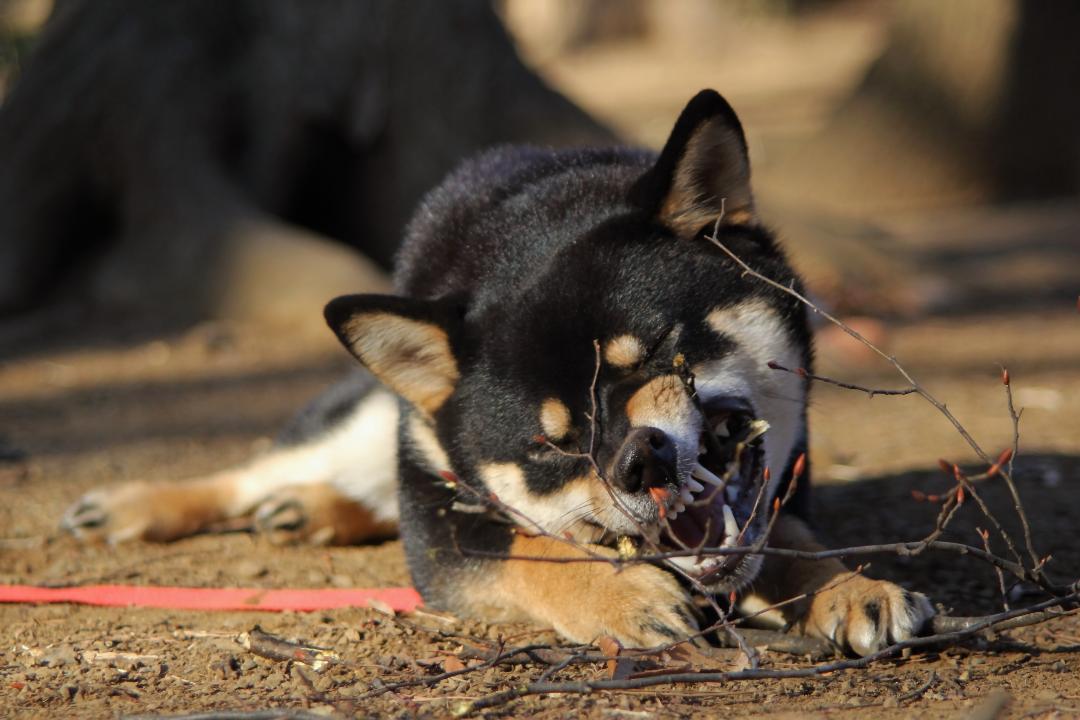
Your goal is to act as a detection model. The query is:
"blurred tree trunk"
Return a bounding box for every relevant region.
[0,0,612,332]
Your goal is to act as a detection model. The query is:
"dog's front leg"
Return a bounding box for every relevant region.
[743,515,934,656]
[398,472,698,648]
[463,534,700,648]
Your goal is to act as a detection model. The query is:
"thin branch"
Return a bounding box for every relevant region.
[767,361,917,398]
[452,592,1080,715]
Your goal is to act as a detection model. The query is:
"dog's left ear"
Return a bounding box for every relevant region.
[324,294,463,416]
[630,89,754,237]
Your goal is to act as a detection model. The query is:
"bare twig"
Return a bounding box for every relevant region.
[767,361,917,398]
[452,592,1079,715]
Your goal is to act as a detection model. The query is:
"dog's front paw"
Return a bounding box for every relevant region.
[62,481,223,543]
[798,573,934,656]
[254,484,396,545]
[556,562,700,649]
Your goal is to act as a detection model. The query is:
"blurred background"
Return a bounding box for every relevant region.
[0,0,1077,537]
[2,8,1078,714]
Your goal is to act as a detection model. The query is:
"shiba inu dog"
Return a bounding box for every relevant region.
[64,90,933,656]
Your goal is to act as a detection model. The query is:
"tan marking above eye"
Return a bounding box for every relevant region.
[625,374,693,428]
[539,398,572,441]
[604,334,645,368]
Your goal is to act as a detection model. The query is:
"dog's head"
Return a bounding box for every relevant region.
[326,91,811,592]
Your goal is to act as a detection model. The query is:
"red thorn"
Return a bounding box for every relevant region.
[997,448,1014,467]
[1001,368,1010,386]
[767,361,781,370]
[772,497,781,513]
[763,466,771,482]
[952,464,964,482]
[438,470,459,485]
[956,486,965,504]
[792,453,807,480]
[911,489,926,502]
[728,591,737,607]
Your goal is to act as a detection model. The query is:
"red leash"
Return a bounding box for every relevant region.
[0,584,422,612]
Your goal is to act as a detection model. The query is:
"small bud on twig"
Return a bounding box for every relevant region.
[987,448,1014,477]
[956,486,965,505]
[911,490,926,502]
[1001,368,1010,386]
[767,360,781,370]
[792,453,807,481]
[938,459,952,474]
[763,466,771,482]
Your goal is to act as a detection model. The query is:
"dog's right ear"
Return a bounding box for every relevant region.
[324,295,462,416]
[630,89,755,238]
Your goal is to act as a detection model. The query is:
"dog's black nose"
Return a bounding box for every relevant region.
[612,427,677,493]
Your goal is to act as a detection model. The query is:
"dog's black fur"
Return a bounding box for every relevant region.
[325,91,820,640]
[66,90,933,652]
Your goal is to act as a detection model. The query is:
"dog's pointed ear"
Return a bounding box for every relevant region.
[325,294,462,416]
[630,89,754,237]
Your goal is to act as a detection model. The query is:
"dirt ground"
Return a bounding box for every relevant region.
[1,289,1079,719]
[3,6,1080,720]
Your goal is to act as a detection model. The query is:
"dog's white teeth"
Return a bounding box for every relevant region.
[745,419,770,443]
[686,478,705,494]
[724,484,739,504]
[714,419,731,438]
[679,486,694,504]
[691,463,724,487]
[722,503,739,539]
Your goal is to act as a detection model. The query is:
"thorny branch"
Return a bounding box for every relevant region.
[452,593,1080,715]
[702,223,1045,581]
[365,224,1077,712]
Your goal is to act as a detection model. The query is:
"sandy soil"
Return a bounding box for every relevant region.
[1,283,1078,719]
[3,6,1080,719]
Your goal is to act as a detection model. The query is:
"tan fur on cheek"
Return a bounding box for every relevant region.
[539,398,572,441]
[603,334,644,368]
[479,462,595,534]
[407,414,452,474]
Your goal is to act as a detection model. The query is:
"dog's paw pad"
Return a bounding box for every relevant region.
[252,485,392,545]
[61,487,151,543]
[254,492,336,545]
[805,575,934,657]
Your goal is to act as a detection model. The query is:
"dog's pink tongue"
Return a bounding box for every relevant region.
[665,501,725,549]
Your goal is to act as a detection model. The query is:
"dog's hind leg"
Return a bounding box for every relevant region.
[63,377,400,545]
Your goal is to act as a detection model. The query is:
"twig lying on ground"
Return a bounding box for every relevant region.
[450,592,1080,715]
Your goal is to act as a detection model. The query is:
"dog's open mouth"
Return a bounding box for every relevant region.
[653,401,769,584]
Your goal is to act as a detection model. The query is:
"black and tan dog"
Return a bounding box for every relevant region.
[64,90,933,656]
